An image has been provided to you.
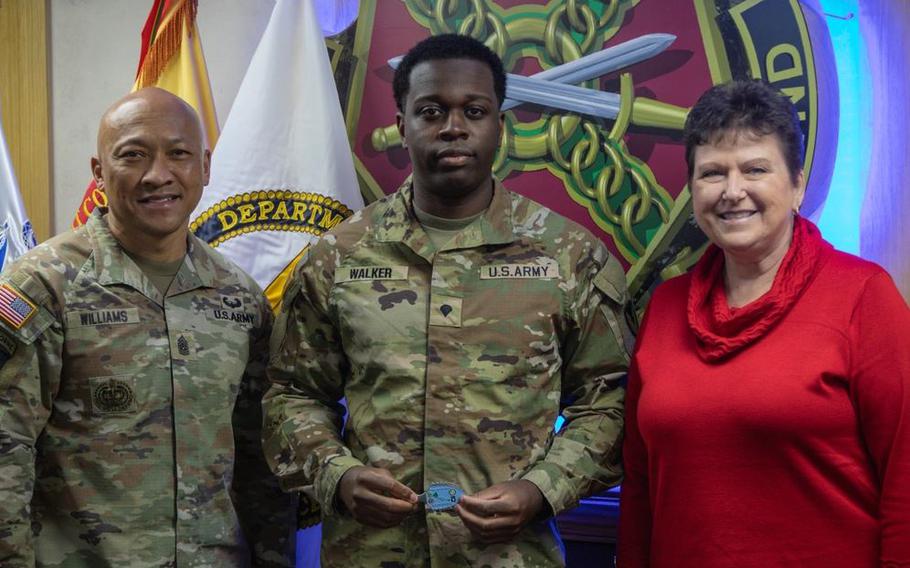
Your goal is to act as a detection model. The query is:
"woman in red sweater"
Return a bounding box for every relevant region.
[618,80,910,567]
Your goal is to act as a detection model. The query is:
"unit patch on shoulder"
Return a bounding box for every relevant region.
[0,284,37,330]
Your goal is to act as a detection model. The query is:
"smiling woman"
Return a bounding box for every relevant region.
[684,81,808,306]
[618,80,910,568]
[690,131,805,307]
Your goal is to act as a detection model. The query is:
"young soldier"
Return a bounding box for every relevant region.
[264,34,629,566]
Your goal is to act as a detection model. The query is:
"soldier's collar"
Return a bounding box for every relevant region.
[374,177,515,248]
[86,211,155,295]
[85,211,219,295]
[171,235,220,293]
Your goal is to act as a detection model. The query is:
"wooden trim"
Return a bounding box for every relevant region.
[0,0,51,242]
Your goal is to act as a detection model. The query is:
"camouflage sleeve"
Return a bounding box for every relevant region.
[0,276,61,567]
[231,297,297,567]
[521,247,631,516]
[262,244,363,516]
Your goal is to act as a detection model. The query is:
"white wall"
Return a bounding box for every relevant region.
[49,0,275,234]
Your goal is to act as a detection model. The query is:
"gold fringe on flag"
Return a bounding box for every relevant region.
[136,0,198,88]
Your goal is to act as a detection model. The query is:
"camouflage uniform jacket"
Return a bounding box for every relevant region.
[264,179,629,567]
[0,211,296,567]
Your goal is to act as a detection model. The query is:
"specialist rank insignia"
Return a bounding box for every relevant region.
[419,482,464,512]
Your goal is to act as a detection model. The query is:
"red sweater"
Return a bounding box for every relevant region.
[618,249,910,567]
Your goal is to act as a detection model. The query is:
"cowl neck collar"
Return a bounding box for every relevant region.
[687,216,832,362]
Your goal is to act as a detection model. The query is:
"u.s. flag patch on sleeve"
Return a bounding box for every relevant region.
[0,284,37,329]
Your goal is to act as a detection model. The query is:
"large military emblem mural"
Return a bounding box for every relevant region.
[327,0,836,311]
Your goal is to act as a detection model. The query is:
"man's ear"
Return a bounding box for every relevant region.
[396,112,407,149]
[202,149,212,186]
[91,156,104,189]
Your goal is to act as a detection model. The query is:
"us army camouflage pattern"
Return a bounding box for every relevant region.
[0,211,296,567]
[265,179,630,567]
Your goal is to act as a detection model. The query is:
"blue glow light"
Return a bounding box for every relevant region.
[554,415,566,432]
[815,0,871,254]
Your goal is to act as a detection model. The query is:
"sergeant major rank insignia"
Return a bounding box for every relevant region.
[173,331,197,360]
[177,335,191,356]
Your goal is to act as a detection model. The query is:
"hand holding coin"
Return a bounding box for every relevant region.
[337,466,418,528]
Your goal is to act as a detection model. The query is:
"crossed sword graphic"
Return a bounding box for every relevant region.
[381,33,689,145]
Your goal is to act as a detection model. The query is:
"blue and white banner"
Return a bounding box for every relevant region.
[0,114,36,273]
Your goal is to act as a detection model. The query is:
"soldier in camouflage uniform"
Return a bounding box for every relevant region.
[264,35,629,566]
[0,88,296,567]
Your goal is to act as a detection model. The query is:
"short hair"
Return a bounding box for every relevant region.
[683,80,804,183]
[392,33,506,112]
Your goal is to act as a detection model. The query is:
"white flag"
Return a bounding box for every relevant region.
[190,0,362,305]
[0,114,37,272]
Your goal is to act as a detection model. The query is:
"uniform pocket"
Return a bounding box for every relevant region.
[593,257,635,360]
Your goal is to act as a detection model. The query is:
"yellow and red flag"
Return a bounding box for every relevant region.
[72,0,219,227]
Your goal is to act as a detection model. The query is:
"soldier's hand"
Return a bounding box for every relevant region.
[455,480,544,544]
[337,466,418,528]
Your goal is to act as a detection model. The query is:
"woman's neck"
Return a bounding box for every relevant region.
[722,234,792,308]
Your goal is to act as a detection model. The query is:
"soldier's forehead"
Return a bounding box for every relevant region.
[99,93,201,148]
